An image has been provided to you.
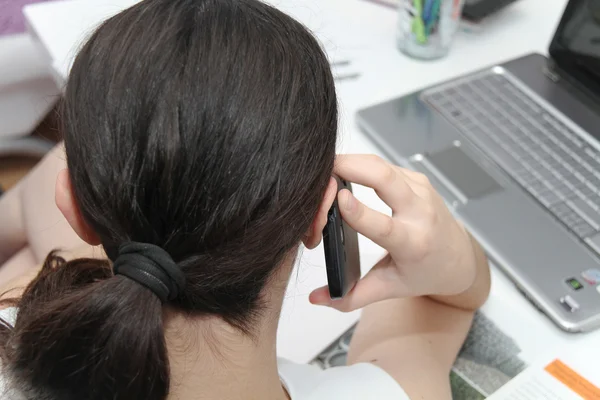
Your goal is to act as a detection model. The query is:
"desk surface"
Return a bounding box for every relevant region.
[24,0,599,368]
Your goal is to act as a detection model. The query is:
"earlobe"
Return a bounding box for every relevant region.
[55,169,101,245]
[302,177,338,250]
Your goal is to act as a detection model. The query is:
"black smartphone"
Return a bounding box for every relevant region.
[322,176,361,300]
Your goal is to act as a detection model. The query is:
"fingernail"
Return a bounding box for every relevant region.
[344,191,356,212]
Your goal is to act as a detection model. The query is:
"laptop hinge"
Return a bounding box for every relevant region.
[543,63,561,83]
[544,58,600,110]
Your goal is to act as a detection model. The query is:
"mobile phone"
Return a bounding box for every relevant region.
[323,176,361,300]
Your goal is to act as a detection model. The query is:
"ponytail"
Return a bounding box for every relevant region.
[0,251,171,400]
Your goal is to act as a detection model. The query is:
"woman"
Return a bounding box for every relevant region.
[0,0,490,399]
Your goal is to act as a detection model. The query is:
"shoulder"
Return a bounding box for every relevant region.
[278,359,410,400]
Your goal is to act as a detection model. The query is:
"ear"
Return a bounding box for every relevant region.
[55,169,101,245]
[303,177,338,249]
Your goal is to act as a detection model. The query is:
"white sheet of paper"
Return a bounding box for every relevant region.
[489,346,600,400]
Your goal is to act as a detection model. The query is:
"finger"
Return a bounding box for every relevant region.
[400,174,430,201]
[335,154,414,212]
[398,167,429,185]
[395,167,428,189]
[337,189,406,249]
[397,168,437,202]
[308,286,334,305]
[309,279,388,312]
[309,257,411,312]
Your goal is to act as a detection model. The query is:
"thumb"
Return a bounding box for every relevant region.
[309,256,407,312]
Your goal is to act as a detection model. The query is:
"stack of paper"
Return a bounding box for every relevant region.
[264,0,370,80]
[489,351,600,399]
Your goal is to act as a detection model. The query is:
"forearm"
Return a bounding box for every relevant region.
[0,244,105,301]
[348,296,474,399]
[19,144,88,262]
[429,231,491,311]
[0,183,27,265]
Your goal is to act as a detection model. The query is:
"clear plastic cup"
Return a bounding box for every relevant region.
[397,0,466,60]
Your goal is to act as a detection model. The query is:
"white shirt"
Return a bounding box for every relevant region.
[0,308,409,399]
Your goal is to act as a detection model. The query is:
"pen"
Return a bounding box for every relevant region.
[423,0,434,25]
[453,0,461,18]
[426,0,441,34]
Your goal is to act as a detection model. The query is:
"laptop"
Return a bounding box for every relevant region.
[356,0,600,333]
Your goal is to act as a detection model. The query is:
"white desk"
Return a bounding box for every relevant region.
[24,0,600,369]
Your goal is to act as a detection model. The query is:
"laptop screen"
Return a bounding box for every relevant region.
[550,0,600,96]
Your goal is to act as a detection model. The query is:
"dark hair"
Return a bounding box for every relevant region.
[0,0,337,398]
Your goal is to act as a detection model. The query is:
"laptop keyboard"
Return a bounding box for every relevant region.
[423,71,600,251]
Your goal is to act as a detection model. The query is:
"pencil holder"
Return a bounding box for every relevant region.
[397,0,465,60]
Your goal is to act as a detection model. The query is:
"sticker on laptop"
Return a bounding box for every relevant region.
[566,277,584,291]
[581,269,600,285]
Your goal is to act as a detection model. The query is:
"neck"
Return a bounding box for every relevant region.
[164,313,288,400]
[163,258,294,400]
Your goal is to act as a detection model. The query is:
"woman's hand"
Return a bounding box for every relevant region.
[309,154,479,312]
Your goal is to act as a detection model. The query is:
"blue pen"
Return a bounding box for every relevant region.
[426,0,441,34]
[422,0,434,25]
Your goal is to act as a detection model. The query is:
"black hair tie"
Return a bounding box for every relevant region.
[113,242,185,303]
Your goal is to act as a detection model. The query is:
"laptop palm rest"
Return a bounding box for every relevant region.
[410,143,504,206]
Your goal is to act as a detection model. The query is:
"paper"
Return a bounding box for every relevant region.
[450,312,529,399]
[262,0,368,79]
[488,359,600,400]
[311,311,532,399]
[311,299,600,400]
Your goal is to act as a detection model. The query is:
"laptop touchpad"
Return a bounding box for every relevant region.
[426,145,503,200]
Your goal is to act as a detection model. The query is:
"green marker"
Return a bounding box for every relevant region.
[411,0,427,44]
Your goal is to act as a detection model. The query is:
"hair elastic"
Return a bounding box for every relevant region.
[113,242,185,303]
